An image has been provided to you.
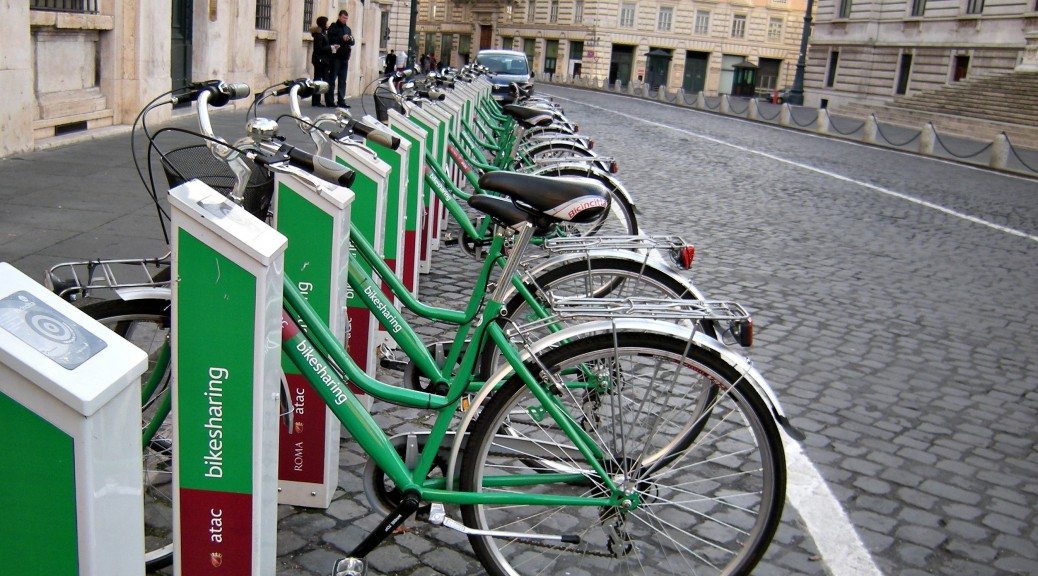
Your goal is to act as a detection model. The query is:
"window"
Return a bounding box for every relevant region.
[550,0,559,22]
[544,40,559,74]
[431,3,440,20]
[731,15,746,38]
[895,53,912,94]
[30,0,98,12]
[569,40,584,60]
[256,0,272,29]
[575,0,584,23]
[619,3,636,27]
[303,0,314,32]
[528,0,536,23]
[838,0,852,18]
[501,36,514,49]
[768,17,783,40]
[658,7,674,31]
[965,0,984,13]
[694,10,711,35]
[379,11,390,49]
[910,0,926,15]
[953,55,969,81]
[825,50,839,87]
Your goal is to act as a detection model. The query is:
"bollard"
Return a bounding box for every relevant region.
[816,108,831,135]
[170,180,288,576]
[0,263,147,576]
[387,109,428,295]
[720,94,730,114]
[269,165,355,507]
[919,122,937,155]
[863,114,878,144]
[747,98,759,120]
[658,86,668,102]
[990,132,1010,170]
[696,91,706,109]
[676,88,688,106]
[779,103,792,126]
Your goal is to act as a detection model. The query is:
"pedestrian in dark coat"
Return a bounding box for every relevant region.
[310,17,334,106]
[327,10,355,108]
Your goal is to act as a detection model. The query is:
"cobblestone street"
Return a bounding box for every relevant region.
[1,84,1035,576]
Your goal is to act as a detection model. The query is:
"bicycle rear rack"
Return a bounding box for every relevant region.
[44,252,171,302]
[549,296,749,322]
[535,235,695,270]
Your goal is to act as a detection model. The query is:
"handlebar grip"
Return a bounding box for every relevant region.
[350,120,401,150]
[224,83,251,100]
[287,147,356,187]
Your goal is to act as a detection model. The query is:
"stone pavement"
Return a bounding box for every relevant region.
[1,85,1036,576]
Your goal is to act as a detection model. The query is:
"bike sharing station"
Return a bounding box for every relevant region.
[387,109,429,295]
[267,164,355,508]
[170,180,288,575]
[0,262,147,575]
[324,135,393,369]
[407,105,450,270]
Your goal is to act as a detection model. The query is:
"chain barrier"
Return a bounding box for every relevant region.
[728,99,749,115]
[1005,134,1038,173]
[873,121,922,148]
[789,107,818,128]
[540,78,1037,175]
[756,104,783,122]
[932,130,993,160]
[828,116,866,136]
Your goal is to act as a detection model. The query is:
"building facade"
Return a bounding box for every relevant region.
[415,0,809,96]
[1,0,387,158]
[804,0,1038,107]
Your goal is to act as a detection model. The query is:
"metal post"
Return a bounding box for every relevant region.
[788,0,816,106]
[407,0,419,67]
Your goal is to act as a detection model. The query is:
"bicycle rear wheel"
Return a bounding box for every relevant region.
[79,298,174,571]
[460,332,785,576]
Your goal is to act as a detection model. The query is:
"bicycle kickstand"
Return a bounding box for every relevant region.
[331,490,422,575]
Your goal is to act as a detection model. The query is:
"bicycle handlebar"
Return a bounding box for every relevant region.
[251,142,357,188]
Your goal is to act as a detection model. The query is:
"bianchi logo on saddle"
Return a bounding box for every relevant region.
[551,196,608,220]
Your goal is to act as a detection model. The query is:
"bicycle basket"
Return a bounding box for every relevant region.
[160,144,274,220]
[373,86,404,123]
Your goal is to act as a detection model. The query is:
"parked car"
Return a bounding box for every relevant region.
[757,87,794,104]
[475,49,533,103]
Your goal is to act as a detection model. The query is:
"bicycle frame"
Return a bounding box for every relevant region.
[279,238,629,509]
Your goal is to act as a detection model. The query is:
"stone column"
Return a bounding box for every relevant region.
[106,0,172,125]
[1014,14,1038,72]
[0,0,33,156]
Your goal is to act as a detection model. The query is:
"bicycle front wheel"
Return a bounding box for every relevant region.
[79,298,174,571]
[460,333,785,576]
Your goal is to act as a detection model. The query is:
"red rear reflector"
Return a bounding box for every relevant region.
[610,161,620,174]
[736,318,753,348]
[680,245,695,269]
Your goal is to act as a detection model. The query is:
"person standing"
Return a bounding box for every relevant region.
[310,17,334,107]
[383,50,397,76]
[327,10,355,108]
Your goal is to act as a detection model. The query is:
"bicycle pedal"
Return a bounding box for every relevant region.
[443,235,459,246]
[332,557,365,576]
[414,503,433,521]
[379,357,408,371]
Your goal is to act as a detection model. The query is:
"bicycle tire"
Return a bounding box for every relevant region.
[78,298,174,571]
[460,332,785,576]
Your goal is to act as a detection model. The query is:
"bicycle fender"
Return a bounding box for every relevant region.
[506,249,705,302]
[113,286,172,301]
[444,318,795,489]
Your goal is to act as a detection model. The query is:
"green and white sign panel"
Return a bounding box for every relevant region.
[170,181,287,576]
[0,262,147,576]
[270,167,354,507]
[328,140,388,374]
[409,106,448,255]
[387,109,428,293]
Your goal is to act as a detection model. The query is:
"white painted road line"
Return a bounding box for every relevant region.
[551,92,1038,244]
[550,90,889,576]
[784,433,885,576]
